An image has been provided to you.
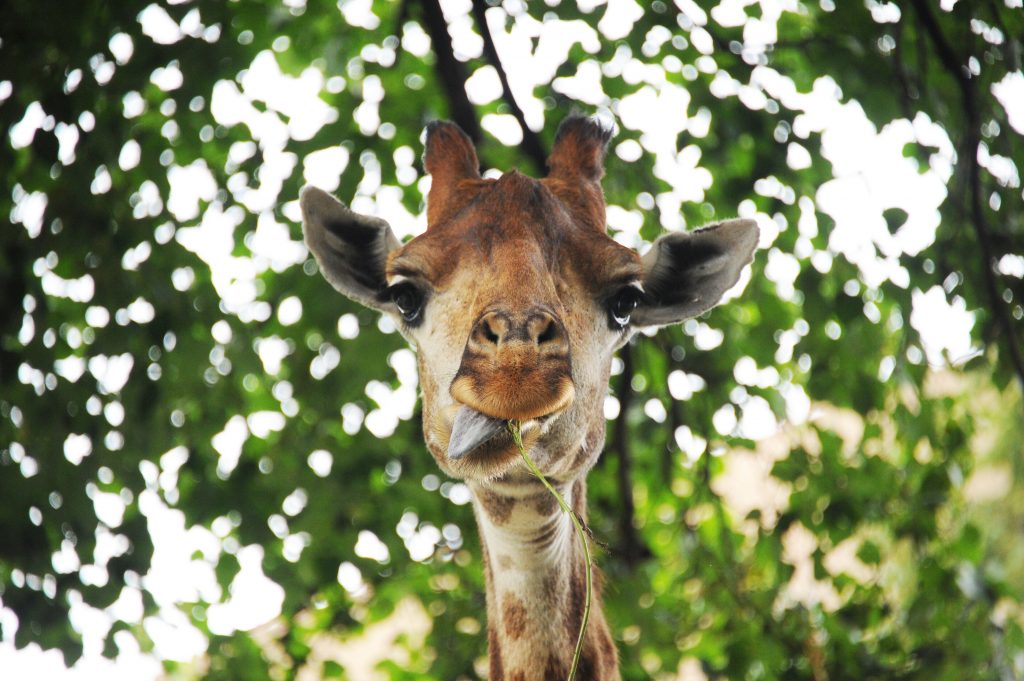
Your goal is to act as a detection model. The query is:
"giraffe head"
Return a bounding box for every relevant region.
[301,117,757,485]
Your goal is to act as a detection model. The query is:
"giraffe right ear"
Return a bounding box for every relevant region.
[300,186,401,311]
[631,219,759,327]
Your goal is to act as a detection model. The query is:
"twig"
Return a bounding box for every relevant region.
[469,0,548,173]
[910,0,1024,396]
[509,421,591,681]
[805,624,830,681]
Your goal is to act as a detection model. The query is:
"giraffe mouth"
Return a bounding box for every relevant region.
[447,406,506,461]
[445,406,551,463]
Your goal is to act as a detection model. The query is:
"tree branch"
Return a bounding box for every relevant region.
[611,343,649,568]
[910,0,1024,395]
[418,0,484,145]
[665,397,681,483]
[892,18,917,121]
[0,236,27,385]
[985,0,1020,72]
[656,335,684,483]
[469,0,548,174]
[391,0,411,51]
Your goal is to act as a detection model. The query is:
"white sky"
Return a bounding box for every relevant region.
[3,0,1022,678]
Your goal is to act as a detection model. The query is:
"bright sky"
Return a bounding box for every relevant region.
[3,0,1022,678]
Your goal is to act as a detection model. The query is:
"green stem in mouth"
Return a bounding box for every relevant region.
[507,420,592,681]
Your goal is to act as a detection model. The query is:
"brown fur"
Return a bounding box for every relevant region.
[489,625,505,681]
[389,161,640,438]
[545,654,570,680]
[423,121,482,227]
[502,595,529,640]
[531,490,559,516]
[478,492,516,525]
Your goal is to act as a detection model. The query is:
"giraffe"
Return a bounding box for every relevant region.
[300,116,758,680]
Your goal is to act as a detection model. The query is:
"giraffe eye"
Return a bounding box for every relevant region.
[388,282,423,323]
[608,286,643,329]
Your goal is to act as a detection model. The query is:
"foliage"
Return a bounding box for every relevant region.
[1,1,1023,679]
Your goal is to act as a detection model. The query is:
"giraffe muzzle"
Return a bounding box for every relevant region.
[449,307,575,422]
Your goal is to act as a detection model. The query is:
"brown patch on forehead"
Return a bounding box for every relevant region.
[392,172,571,270]
[390,169,641,303]
[464,172,573,265]
[501,594,528,640]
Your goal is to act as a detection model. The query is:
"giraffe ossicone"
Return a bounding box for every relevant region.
[300,116,758,680]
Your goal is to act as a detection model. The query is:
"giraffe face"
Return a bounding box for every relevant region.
[382,169,644,483]
[301,117,759,484]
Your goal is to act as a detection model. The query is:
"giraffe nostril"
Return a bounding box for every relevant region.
[527,311,565,348]
[536,318,558,345]
[482,319,500,345]
[474,312,508,348]
[473,309,565,351]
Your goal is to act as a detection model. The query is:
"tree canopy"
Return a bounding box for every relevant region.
[1,0,1023,679]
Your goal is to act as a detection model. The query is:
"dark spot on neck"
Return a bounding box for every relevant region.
[532,490,559,516]
[478,492,517,525]
[502,594,528,640]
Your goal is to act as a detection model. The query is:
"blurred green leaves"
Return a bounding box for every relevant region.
[1,1,1023,679]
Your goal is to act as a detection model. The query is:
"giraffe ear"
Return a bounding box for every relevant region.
[300,186,400,311]
[423,120,481,227]
[547,115,613,182]
[545,115,613,233]
[631,219,759,327]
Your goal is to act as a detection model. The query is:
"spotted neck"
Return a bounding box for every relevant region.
[470,476,619,681]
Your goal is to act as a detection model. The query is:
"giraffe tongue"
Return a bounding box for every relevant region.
[447,406,505,460]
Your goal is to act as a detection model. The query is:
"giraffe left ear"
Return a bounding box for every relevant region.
[632,219,759,327]
[300,186,401,311]
[545,115,613,233]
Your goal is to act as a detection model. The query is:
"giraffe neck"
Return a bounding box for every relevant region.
[470,476,619,681]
